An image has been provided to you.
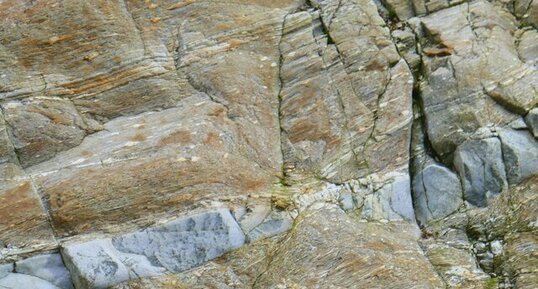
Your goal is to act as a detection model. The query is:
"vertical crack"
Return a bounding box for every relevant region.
[277,12,292,186]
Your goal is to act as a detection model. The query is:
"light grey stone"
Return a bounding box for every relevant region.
[0,263,13,279]
[247,210,293,242]
[0,273,61,289]
[517,29,538,63]
[362,173,415,222]
[238,203,271,234]
[491,240,503,256]
[509,118,528,130]
[62,239,138,289]
[454,138,507,207]
[498,128,538,184]
[62,208,245,289]
[111,208,245,272]
[338,191,355,211]
[15,253,73,289]
[413,163,463,224]
[526,108,538,138]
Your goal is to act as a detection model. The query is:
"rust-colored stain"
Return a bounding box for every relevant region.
[33,109,72,125]
[47,34,74,45]
[423,46,453,57]
[0,182,42,225]
[203,132,220,146]
[166,0,195,10]
[80,150,93,157]
[243,178,266,191]
[364,59,386,71]
[130,133,147,142]
[208,106,226,117]
[227,39,242,51]
[158,130,192,146]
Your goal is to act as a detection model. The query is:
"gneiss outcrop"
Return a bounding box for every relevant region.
[0,0,536,288]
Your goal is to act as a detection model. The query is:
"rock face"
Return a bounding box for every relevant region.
[111,205,446,289]
[0,0,536,288]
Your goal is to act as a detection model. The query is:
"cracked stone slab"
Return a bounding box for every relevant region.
[61,208,245,289]
[238,202,272,235]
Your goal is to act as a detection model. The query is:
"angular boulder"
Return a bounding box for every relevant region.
[498,128,538,184]
[454,138,507,207]
[413,163,463,224]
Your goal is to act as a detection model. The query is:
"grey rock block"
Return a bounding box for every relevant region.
[509,118,528,130]
[498,128,538,184]
[338,191,355,211]
[413,163,463,224]
[62,209,245,289]
[0,273,62,289]
[454,138,507,207]
[362,173,415,222]
[526,108,538,138]
[63,239,164,289]
[247,210,293,242]
[16,253,74,289]
[0,263,12,279]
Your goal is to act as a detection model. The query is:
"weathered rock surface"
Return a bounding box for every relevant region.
[0,162,56,256]
[279,1,413,183]
[62,209,245,289]
[467,176,538,288]
[27,95,280,236]
[0,0,536,288]
[415,0,536,163]
[111,205,445,289]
